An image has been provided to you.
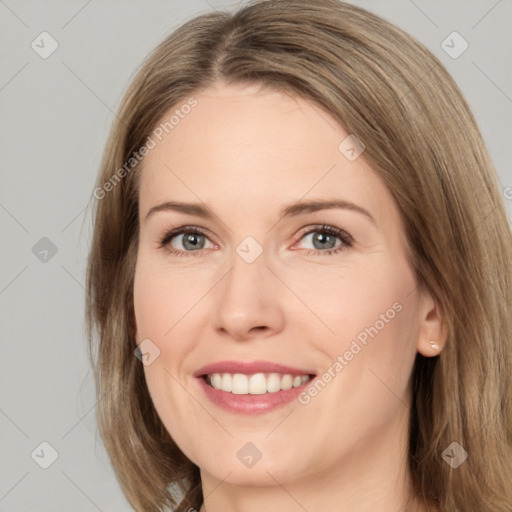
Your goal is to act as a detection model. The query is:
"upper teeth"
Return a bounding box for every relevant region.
[207,373,310,394]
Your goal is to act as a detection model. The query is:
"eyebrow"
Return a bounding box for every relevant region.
[145,199,375,225]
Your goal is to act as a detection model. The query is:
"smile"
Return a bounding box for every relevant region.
[194,360,317,414]
[205,372,312,394]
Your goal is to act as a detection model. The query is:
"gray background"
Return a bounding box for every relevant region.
[1,1,511,510]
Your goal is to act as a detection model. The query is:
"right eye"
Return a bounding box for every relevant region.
[159,226,216,256]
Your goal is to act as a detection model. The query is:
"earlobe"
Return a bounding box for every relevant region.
[418,330,446,358]
[416,290,448,357]
[418,336,443,357]
[429,338,440,351]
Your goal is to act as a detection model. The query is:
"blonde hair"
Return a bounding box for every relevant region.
[85,1,512,510]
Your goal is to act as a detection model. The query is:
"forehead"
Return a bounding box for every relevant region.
[138,83,394,226]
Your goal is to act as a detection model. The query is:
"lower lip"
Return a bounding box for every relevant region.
[196,376,313,414]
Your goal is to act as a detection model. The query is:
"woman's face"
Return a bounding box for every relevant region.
[133,82,439,489]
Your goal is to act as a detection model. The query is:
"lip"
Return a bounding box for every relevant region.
[193,360,315,377]
[193,360,316,415]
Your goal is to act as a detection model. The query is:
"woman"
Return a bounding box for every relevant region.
[85,1,512,511]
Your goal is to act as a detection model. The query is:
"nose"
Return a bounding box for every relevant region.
[212,248,285,341]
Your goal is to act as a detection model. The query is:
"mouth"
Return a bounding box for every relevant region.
[202,372,314,394]
[194,360,316,414]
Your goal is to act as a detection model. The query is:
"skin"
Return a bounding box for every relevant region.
[133,82,446,512]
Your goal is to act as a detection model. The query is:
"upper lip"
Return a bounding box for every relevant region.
[194,360,316,377]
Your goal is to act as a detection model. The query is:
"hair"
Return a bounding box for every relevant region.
[85,0,512,510]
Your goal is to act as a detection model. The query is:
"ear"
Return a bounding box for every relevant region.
[416,288,448,357]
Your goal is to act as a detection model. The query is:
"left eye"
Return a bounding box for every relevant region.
[293,225,353,252]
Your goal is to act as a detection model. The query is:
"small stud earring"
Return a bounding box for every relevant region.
[429,338,440,351]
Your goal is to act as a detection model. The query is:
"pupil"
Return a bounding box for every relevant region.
[184,234,202,250]
[314,233,334,250]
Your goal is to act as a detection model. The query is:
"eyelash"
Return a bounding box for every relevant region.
[158,224,354,258]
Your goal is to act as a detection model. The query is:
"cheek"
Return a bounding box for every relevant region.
[142,362,205,466]
[133,261,206,462]
[133,260,201,342]
[290,256,417,348]
[303,257,419,407]
[315,271,419,421]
